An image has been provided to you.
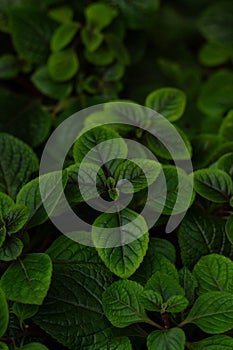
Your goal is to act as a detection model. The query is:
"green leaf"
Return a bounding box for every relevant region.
[178,210,233,269]
[0,215,6,248]
[85,45,115,66]
[105,33,130,66]
[48,49,79,82]
[179,268,197,304]
[198,70,233,117]
[185,291,233,334]
[0,54,18,79]
[193,254,233,295]
[81,27,104,52]
[92,209,149,278]
[48,6,74,23]
[147,328,186,350]
[0,193,14,217]
[0,90,51,147]
[0,133,38,199]
[226,215,233,244]
[220,110,233,142]
[0,236,23,261]
[145,272,184,302]
[21,343,49,350]
[199,42,231,67]
[34,261,115,350]
[194,169,232,203]
[140,290,163,312]
[145,87,186,122]
[114,159,161,193]
[1,253,52,305]
[9,8,57,63]
[51,22,79,52]
[166,295,189,313]
[217,153,233,177]
[13,302,39,322]
[99,337,132,350]
[0,288,9,337]
[85,3,118,30]
[102,280,148,328]
[149,165,195,215]
[73,126,128,173]
[4,205,28,235]
[0,342,9,350]
[31,66,72,99]
[188,335,233,349]
[17,171,68,229]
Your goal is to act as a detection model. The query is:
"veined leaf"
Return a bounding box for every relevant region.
[0,288,9,337]
[217,153,233,177]
[147,328,186,350]
[179,268,197,304]
[4,205,28,235]
[188,335,233,349]
[99,337,132,350]
[0,236,23,261]
[140,290,163,312]
[13,302,39,323]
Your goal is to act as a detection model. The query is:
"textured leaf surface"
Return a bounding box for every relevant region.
[140,290,163,312]
[179,268,197,304]
[217,153,233,177]
[0,236,23,261]
[147,329,186,350]
[186,292,233,334]
[0,133,38,199]
[13,302,39,322]
[92,209,149,278]
[188,335,233,349]
[99,337,132,350]
[4,205,28,234]
[1,253,52,305]
[102,280,148,328]
[166,295,189,313]
[0,288,8,337]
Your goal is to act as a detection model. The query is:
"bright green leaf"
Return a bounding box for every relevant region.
[21,343,49,350]
[81,27,104,52]
[48,49,79,82]
[85,3,118,30]
[140,290,163,312]
[217,153,233,177]
[147,328,186,350]
[0,288,8,337]
[51,22,80,52]
[199,42,231,67]
[48,6,74,23]
[0,342,9,350]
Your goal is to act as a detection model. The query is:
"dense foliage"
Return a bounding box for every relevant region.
[0,0,233,349]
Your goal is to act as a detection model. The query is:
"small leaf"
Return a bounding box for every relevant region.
[0,193,14,217]
[188,335,233,349]
[226,215,233,244]
[31,66,72,99]
[0,236,23,261]
[220,109,233,142]
[179,268,197,304]
[81,27,104,52]
[0,133,38,199]
[0,342,9,350]
[140,290,163,312]
[13,302,39,322]
[217,153,233,177]
[48,49,79,82]
[185,291,233,334]
[194,169,232,203]
[92,209,149,278]
[85,45,115,66]
[0,54,18,79]
[49,6,74,23]
[102,280,148,328]
[85,3,118,30]
[51,22,79,52]
[4,205,28,235]
[199,42,231,67]
[17,171,68,229]
[147,328,186,350]
[1,253,52,305]
[145,87,186,122]
[21,343,49,350]
[166,295,189,313]
[0,288,9,337]
[99,337,132,350]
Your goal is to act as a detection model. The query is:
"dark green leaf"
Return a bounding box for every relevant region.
[13,302,39,322]
[48,49,79,82]
[0,236,23,261]
[4,205,28,234]
[0,54,18,79]
[220,109,233,142]
[166,295,189,313]
[0,342,9,350]
[85,3,118,30]
[179,268,197,304]
[188,335,233,349]
[99,337,132,350]
[0,215,6,248]
[85,45,115,66]
[226,215,233,244]
[0,133,38,199]
[140,290,163,312]
[217,153,233,177]
[0,288,9,337]
[1,253,52,305]
[147,328,186,350]
[48,6,74,23]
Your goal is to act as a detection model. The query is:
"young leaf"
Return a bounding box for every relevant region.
[147,328,186,350]
[99,337,132,350]
[0,288,9,337]
[0,133,38,199]
[220,110,233,142]
[114,159,161,193]
[184,291,233,334]
[51,22,79,52]
[145,272,184,302]
[9,8,57,63]
[198,42,231,67]
[226,215,233,244]
[4,205,28,235]
[21,344,49,350]
[193,254,233,294]
[194,169,232,203]
[188,335,233,349]
[31,66,73,99]
[0,54,18,79]
[145,87,186,122]
[140,290,163,312]
[166,295,189,313]
[16,171,68,229]
[179,268,197,304]
[85,3,118,31]
[34,261,115,350]
[0,237,23,261]
[81,27,104,52]
[178,210,233,268]
[217,153,233,177]
[0,193,14,216]
[102,280,148,328]
[1,253,52,305]
[13,302,39,323]
[92,209,149,278]
[48,49,79,82]
[0,214,6,248]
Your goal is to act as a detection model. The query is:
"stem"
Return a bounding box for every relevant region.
[177,318,190,328]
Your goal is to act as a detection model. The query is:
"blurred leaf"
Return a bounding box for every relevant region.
[85,3,118,31]
[48,49,79,82]
[51,22,80,52]
[0,54,18,78]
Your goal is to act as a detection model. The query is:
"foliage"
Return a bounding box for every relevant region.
[0,0,233,349]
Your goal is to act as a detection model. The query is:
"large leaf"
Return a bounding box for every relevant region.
[1,253,52,305]
[194,169,232,203]
[92,209,149,278]
[188,335,233,349]
[0,133,38,199]
[178,210,233,268]
[0,90,51,147]
[0,288,8,337]
[145,87,186,122]
[147,329,186,350]
[102,280,148,328]
[9,8,57,63]
[85,3,118,30]
[184,291,233,334]
[193,254,233,295]
[34,261,115,350]
[16,171,68,229]
[0,342,9,350]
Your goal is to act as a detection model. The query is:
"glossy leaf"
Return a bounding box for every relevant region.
[147,328,186,350]
[140,290,163,312]
[21,343,49,350]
